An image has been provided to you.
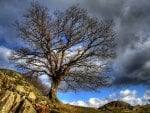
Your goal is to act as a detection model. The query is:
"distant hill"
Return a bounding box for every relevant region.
[99,100,150,113]
[99,100,133,110]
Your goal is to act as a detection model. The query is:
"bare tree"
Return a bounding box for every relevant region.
[10,2,116,101]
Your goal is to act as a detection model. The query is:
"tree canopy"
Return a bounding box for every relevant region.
[11,2,116,101]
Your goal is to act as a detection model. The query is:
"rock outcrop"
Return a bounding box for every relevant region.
[98,101,150,113]
[0,69,50,113]
[99,100,133,111]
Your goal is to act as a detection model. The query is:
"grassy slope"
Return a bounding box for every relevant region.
[50,103,102,113]
[50,102,150,113]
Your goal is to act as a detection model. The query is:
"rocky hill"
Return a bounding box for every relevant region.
[99,100,133,110]
[0,69,51,113]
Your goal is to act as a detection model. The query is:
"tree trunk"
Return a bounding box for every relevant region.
[48,80,59,102]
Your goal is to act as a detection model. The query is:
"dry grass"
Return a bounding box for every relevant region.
[49,102,150,113]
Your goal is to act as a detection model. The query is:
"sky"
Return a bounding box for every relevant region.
[0,0,150,108]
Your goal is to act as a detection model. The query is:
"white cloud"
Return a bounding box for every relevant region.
[0,46,14,69]
[88,98,108,108]
[0,46,12,61]
[69,100,88,107]
[39,74,49,80]
[65,89,150,108]
[143,90,150,101]
[39,75,51,87]
[108,93,118,101]
[120,89,136,97]
[119,89,143,105]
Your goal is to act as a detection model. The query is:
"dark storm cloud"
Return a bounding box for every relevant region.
[77,0,150,86]
[0,0,150,85]
[0,0,77,48]
[113,44,150,85]
[110,0,150,86]
[0,0,31,48]
[75,0,150,86]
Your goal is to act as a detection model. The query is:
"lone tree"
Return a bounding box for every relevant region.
[11,2,115,101]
